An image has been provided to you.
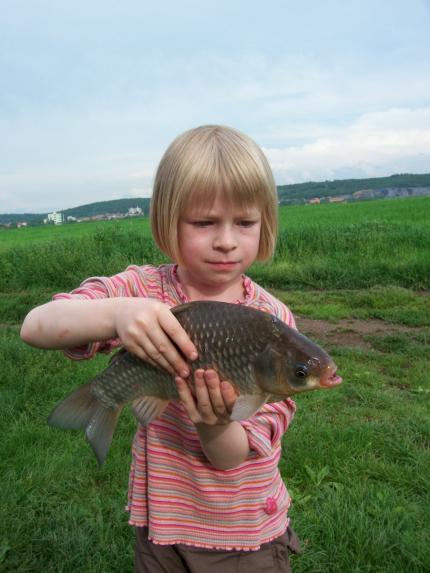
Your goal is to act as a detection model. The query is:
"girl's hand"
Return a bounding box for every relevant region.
[175,369,238,426]
[114,298,197,377]
[175,369,249,469]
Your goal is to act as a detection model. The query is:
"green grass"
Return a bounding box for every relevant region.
[273,286,430,326]
[0,217,151,252]
[1,196,430,571]
[0,330,136,572]
[1,289,430,572]
[282,339,430,572]
[1,197,429,292]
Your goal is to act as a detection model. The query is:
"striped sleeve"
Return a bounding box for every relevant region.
[52,267,151,360]
[249,282,297,330]
[240,399,296,458]
[281,304,296,330]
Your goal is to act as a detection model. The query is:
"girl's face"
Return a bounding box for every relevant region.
[177,194,262,300]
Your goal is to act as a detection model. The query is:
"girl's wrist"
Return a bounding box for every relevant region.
[195,421,250,470]
[195,420,232,439]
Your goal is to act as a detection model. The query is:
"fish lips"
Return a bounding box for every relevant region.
[320,366,343,387]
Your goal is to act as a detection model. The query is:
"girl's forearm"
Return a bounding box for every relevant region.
[21,297,196,377]
[196,421,250,470]
[20,298,121,349]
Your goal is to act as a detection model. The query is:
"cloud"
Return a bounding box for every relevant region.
[264,107,430,183]
[2,1,430,212]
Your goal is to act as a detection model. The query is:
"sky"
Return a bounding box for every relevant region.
[1,0,430,214]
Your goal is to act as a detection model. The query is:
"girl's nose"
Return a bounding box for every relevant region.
[213,226,237,251]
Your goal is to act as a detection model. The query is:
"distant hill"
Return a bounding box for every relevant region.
[277,173,430,204]
[0,212,46,226]
[2,173,430,226]
[0,198,151,226]
[62,198,151,218]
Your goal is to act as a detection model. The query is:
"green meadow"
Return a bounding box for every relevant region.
[1,196,429,572]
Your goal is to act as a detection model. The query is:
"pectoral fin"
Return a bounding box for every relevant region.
[132,397,170,425]
[230,393,270,421]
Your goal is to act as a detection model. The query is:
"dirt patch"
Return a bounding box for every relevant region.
[295,316,423,350]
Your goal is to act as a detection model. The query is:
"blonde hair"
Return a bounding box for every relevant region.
[150,125,278,263]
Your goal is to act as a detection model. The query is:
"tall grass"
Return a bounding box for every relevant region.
[0,224,166,292]
[1,197,429,294]
[0,217,151,252]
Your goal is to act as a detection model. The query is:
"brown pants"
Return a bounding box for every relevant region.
[135,526,301,572]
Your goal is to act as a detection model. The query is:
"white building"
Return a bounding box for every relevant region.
[46,211,64,224]
[128,206,143,216]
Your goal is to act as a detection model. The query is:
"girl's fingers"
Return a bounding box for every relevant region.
[132,336,176,375]
[143,311,197,377]
[158,310,198,361]
[125,343,159,369]
[220,380,237,412]
[138,328,189,377]
[204,370,228,415]
[194,370,214,418]
[176,369,238,426]
[175,376,199,421]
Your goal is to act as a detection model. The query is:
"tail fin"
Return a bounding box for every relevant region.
[48,382,122,465]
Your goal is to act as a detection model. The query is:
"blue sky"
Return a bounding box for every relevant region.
[1,0,430,213]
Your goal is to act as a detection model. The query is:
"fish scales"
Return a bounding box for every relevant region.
[93,353,179,405]
[93,302,269,406]
[176,302,273,394]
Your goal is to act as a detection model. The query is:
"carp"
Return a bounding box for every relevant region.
[48,301,342,464]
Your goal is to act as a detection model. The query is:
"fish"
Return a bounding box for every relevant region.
[48,300,342,465]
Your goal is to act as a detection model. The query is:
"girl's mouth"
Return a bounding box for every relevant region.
[207,261,239,270]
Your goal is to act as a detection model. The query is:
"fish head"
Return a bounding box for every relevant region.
[256,324,342,396]
[278,328,342,394]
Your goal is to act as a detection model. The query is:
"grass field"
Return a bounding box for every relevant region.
[1,197,429,294]
[1,197,429,572]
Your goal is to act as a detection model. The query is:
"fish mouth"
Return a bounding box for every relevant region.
[321,365,343,387]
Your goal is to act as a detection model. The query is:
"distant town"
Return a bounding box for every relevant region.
[296,186,430,206]
[2,173,430,229]
[3,206,144,229]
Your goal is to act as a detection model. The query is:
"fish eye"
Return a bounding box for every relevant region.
[295,364,309,379]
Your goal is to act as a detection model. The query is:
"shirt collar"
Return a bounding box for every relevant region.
[170,264,254,305]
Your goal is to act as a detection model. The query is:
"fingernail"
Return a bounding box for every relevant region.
[181,369,190,378]
[190,351,198,360]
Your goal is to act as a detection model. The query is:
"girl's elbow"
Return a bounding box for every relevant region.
[212,460,240,471]
[210,451,250,471]
[20,310,42,346]
[20,318,35,345]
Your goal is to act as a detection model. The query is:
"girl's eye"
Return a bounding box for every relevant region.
[192,220,213,227]
[238,220,257,227]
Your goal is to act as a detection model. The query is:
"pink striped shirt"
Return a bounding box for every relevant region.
[54,264,297,550]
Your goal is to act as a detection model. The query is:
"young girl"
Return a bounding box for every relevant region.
[21,125,301,572]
